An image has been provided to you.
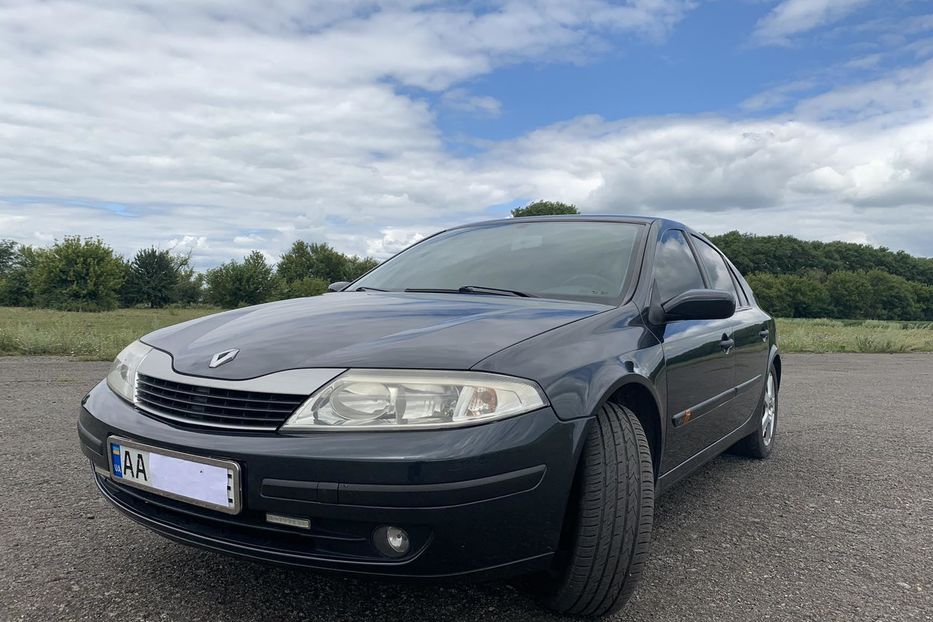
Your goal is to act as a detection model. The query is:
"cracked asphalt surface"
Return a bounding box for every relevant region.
[1,354,931,622]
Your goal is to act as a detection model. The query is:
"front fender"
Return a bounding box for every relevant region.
[472,306,665,422]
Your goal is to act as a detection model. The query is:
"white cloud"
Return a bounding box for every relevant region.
[442,89,503,117]
[752,0,871,45]
[366,228,428,258]
[2,0,933,267]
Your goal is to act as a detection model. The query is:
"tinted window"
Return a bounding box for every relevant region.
[693,237,738,296]
[654,230,704,303]
[353,221,644,304]
[730,267,750,306]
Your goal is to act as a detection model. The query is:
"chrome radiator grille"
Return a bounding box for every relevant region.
[135,373,307,431]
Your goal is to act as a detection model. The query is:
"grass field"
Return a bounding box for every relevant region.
[0,306,219,360]
[775,318,933,353]
[2,306,933,360]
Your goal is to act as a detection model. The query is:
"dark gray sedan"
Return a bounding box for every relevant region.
[78,215,780,617]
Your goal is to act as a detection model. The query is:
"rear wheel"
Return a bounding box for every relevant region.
[730,364,778,459]
[533,402,654,618]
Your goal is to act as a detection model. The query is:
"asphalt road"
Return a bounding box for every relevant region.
[1,354,931,622]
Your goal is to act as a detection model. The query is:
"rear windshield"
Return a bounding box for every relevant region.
[352,221,645,304]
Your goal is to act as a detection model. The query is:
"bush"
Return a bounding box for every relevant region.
[279,276,330,299]
[205,251,279,308]
[29,237,125,311]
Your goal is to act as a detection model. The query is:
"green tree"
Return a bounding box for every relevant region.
[826,271,874,319]
[708,231,933,287]
[174,255,204,306]
[781,274,832,318]
[0,239,16,275]
[909,282,933,321]
[511,200,579,218]
[0,244,41,307]
[864,269,918,320]
[205,251,278,308]
[122,247,181,308]
[746,273,792,317]
[277,241,316,284]
[278,240,379,287]
[29,237,125,311]
[346,255,379,280]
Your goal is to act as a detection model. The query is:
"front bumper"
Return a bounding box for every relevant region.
[79,380,588,580]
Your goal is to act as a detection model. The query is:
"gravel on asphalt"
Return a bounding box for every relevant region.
[0,354,930,622]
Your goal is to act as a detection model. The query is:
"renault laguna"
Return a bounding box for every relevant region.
[78,215,781,617]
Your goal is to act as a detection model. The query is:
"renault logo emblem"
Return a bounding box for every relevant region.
[209,348,239,368]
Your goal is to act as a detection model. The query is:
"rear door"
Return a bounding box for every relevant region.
[690,236,755,435]
[653,229,737,474]
[723,259,772,426]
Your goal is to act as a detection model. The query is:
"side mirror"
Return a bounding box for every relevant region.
[327,281,350,293]
[661,289,736,321]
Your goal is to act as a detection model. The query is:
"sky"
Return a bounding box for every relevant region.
[1,0,932,268]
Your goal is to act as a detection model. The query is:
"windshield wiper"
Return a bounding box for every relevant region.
[354,286,387,292]
[404,285,534,298]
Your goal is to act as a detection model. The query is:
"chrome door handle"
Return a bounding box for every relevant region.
[720,336,735,353]
[759,329,770,342]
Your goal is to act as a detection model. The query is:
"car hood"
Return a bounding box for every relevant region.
[141,292,609,379]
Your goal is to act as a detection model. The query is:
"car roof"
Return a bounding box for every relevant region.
[450,214,695,234]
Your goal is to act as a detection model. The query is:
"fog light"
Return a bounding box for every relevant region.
[373,525,410,557]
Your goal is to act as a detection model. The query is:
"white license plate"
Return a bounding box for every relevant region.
[108,436,241,514]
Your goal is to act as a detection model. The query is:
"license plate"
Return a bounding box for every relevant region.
[107,436,241,514]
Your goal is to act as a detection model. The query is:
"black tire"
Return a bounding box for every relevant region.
[534,402,654,618]
[730,363,778,459]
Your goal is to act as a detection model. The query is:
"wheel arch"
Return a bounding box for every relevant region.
[601,375,665,480]
[770,346,782,389]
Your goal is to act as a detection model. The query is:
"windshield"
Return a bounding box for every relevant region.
[352,221,645,304]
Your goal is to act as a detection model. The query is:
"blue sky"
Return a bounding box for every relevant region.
[440,1,930,137]
[1,0,932,267]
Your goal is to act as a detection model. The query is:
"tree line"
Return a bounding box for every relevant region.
[0,237,378,311]
[709,232,933,321]
[2,206,931,319]
[0,199,572,312]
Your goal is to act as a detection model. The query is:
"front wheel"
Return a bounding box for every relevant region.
[532,403,654,618]
[731,364,778,459]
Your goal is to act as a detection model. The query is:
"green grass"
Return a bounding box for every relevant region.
[776,318,933,353]
[1,307,932,360]
[0,306,219,360]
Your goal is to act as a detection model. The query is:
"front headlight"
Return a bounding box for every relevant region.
[281,370,548,430]
[106,340,152,402]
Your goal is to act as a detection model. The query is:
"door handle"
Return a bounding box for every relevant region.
[759,329,770,342]
[720,336,735,353]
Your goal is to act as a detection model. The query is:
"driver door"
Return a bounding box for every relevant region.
[653,230,737,474]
